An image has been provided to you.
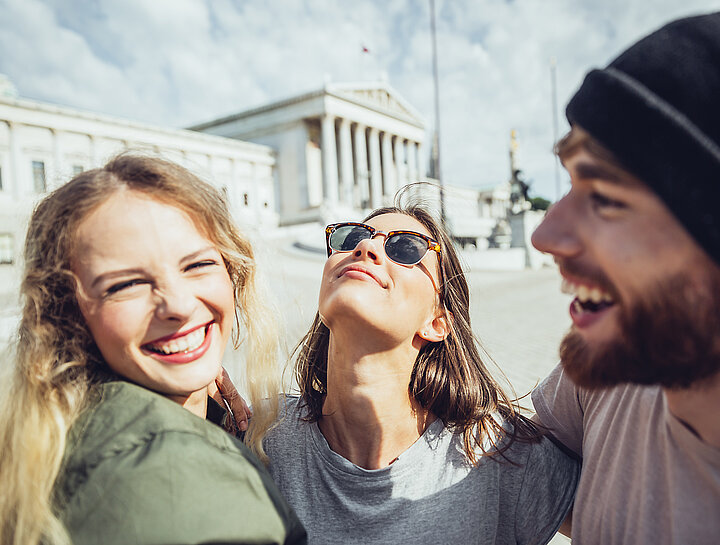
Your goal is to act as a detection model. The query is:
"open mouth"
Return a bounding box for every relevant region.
[562,278,616,323]
[142,323,211,356]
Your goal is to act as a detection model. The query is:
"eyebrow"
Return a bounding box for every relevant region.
[89,246,218,289]
[571,160,641,187]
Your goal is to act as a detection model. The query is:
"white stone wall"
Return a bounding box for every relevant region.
[191,84,427,225]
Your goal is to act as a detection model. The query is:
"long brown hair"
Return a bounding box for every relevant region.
[0,154,279,545]
[294,204,539,465]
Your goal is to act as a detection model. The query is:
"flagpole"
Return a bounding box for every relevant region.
[359,43,363,81]
[429,0,446,226]
[360,44,369,81]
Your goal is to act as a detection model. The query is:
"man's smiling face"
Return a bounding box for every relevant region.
[532,130,720,389]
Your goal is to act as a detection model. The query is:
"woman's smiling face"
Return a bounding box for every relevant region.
[72,189,235,403]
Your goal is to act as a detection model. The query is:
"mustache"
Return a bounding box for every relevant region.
[556,258,622,301]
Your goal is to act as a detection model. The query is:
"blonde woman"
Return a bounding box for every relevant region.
[0,155,306,545]
[260,206,579,544]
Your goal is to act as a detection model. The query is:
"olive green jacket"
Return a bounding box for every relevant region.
[55,380,306,545]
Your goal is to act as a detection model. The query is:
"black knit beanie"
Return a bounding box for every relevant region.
[566,12,720,264]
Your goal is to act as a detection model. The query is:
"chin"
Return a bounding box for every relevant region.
[321,290,377,323]
[159,361,221,394]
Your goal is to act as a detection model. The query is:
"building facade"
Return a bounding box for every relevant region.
[0,82,277,300]
[190,82,428,225]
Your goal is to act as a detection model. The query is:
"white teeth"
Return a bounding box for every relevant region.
[577,285,590,301]
[147,327,206,355]
[562,279,614,304]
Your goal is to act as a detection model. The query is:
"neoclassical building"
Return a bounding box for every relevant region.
[0,76,277,298]
[190,82,428,225]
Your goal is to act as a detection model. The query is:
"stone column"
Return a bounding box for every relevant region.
[381,131,395,200]
[89,134,100,167]
[8,121,22,199]
[416,142,426,181]
[338,118,354,205]
[406,141,418,184]
[321,114,339,204]
[368,128,382,209]
[249,162,262,221]
[394,137,406,190]
[51,128,62,188]
[228,158,243,220]
[353,123,369,208]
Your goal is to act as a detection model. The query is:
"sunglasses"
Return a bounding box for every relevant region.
[325,222,442,266]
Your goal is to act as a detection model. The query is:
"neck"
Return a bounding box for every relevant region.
[167,389,208,419]
[318,331,434,470]
[664,371,720,449]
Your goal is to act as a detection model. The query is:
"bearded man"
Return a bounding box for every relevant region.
[531,12,720,545]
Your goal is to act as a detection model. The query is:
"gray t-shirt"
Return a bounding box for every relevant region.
[532,363,720,545]
[264,396,578,545]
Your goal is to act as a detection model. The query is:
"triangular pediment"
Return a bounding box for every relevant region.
[328,83,425,127]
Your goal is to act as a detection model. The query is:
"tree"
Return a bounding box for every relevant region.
[529,196,551,211]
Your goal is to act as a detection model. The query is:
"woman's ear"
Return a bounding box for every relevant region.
[419,311,451,343]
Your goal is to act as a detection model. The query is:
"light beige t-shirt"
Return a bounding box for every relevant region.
[533,364,720,545]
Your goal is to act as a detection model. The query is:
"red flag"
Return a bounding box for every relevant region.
[362,45,370,54]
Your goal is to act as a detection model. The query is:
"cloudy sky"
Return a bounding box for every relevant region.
[1,0,717,200]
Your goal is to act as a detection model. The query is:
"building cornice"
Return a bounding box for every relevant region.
[188,82,425,131]
[0,95,273,158]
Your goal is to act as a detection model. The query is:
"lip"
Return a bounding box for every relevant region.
[338,265,386,287]
[568,298,614,328]
[559,270,603,292]
[141,321,214,365]
[559,267,621,300]
[144,321,211,345]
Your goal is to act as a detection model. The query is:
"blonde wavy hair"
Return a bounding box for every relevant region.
[0,154,280,545]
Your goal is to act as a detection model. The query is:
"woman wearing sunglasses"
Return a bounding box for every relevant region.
[261,205,579,544]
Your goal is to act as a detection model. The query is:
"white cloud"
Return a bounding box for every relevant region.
[0,0,717,199]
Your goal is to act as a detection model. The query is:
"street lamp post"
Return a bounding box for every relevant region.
[429,0,446,226]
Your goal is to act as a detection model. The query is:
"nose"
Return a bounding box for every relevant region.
[153,279,197,322]
[353,235,384,263]
[531,193,583,258]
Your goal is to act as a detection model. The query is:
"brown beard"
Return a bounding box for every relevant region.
[560,272,720,389]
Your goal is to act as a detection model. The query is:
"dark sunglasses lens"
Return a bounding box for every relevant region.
[385,233,428,265]
[330,225,372,252]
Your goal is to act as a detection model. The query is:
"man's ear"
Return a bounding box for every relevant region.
[418,311,451,343]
